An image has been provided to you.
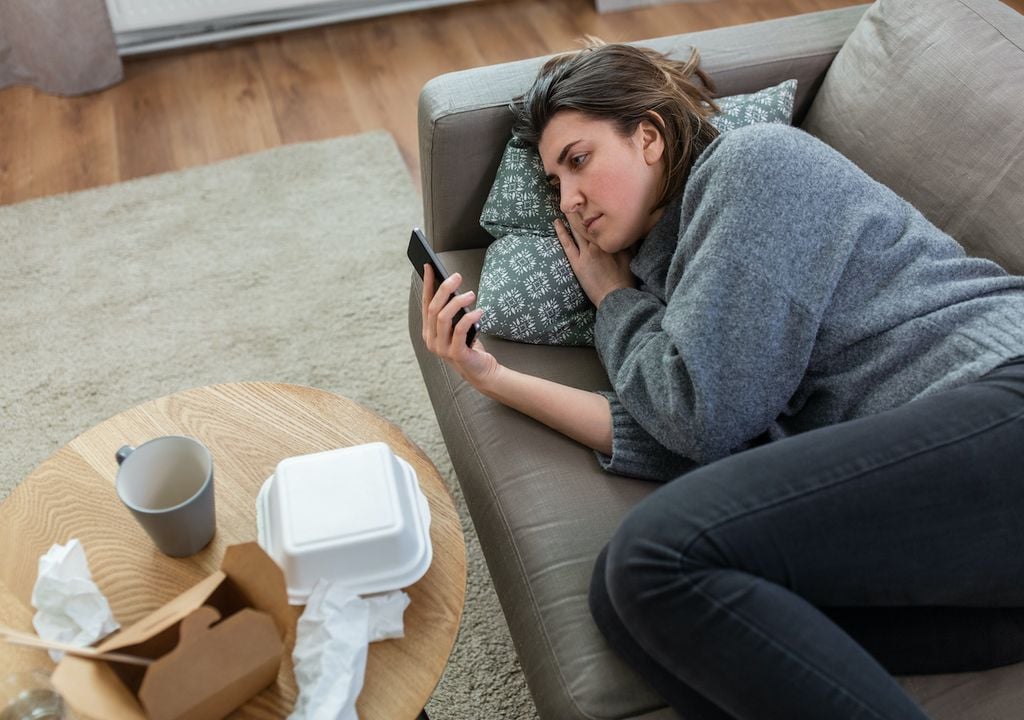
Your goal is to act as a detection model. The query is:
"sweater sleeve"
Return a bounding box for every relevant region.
[595,125,859,469]
[593,390,699,481]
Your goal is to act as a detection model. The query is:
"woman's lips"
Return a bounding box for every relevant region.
[583,214,602,232]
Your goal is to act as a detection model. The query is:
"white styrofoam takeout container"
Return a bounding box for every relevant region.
[255,442,432,604]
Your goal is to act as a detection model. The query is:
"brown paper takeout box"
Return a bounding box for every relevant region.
[51,542,294,720]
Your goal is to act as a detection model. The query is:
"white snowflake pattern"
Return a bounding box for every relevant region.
[549,324,575,344]
[478,304,496,330]
[560,283,587,307]
[536,298,561,322]
[485,266,511,291]
[510,191,545,218]
[711,79,795,131]
[497,288,525,317]
[524,273,551,298]
[508,313,537,339]
[547,325,567,343]
[550,256,576,284]
[537,235,562,258]
[508,250,537,276]
[501,236,525,253]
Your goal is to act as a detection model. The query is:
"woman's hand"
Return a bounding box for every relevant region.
[554,219,635,307]
[421,265,613,455]
[421,264,499,389]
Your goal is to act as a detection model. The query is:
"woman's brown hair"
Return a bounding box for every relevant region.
[510,39,720,209]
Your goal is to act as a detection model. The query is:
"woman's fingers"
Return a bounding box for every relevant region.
[430,285,476,355]
[425,271,461,344]
[421,263,433,302]
[421,264,435,339]
[553,219,580,261]
[437,289,475,333]
[420,265,486,364]
[419,264,493,386]
[428,271,462,317]
[454,307,484,349]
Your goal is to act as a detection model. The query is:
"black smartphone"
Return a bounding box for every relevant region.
[408,227,479,347]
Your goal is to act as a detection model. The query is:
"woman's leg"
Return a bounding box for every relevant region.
[590,557,1024,718]
[593,360,1024,720]
[590,545,735,720]
[821,605,1024,675]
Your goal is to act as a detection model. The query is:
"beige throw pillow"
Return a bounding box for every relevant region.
[802,0,1024,274]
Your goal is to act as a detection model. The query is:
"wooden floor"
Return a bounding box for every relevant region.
[0,0,1019,206]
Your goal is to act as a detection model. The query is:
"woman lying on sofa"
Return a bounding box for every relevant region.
[419,40,1024,720]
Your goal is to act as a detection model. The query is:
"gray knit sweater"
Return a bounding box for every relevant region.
[595,124,1024,481]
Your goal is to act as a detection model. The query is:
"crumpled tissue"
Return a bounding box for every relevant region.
[30,538,120,661]
[289,580,410,720]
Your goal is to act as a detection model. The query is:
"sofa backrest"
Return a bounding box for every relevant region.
[802,0,1024,274]
[417,5,869,253]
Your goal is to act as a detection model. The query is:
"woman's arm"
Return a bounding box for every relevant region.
[478,365,612,455]
[420,264,613,455]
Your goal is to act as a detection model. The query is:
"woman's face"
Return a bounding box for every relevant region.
[539,110,666,254]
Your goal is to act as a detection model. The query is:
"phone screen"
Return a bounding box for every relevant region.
[407,228,479,346]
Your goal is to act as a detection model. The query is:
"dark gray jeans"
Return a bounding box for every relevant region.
[590,358,1024,720]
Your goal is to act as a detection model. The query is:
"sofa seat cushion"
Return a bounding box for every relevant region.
[802,0,1024,274]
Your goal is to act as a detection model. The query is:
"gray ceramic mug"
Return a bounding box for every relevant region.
[115,436,216,557]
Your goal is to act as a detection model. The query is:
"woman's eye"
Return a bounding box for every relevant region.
[571,153,588,168]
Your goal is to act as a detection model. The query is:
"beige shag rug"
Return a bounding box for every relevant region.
[0,131,539,720]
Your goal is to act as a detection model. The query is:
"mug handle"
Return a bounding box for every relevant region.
[116,446,135,465]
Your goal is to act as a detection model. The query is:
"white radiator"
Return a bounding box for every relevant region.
[105,0,476,55]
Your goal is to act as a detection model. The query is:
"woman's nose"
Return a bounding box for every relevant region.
[559,182,582,215]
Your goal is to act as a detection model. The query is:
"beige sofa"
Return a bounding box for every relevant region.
[408,1,1024,717]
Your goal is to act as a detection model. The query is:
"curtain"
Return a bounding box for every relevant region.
[0,0,123,96]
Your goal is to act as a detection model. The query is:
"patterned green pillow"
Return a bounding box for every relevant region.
[477,78,798,346]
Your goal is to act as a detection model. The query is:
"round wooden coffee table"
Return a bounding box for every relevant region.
[0,382,467,719]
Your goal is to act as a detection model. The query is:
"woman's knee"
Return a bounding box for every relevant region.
[589,545,618,637]
[602,485,733,614]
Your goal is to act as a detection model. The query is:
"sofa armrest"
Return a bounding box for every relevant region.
[417,3,870,254]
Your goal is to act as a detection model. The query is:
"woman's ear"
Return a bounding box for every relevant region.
[639,112,666,165]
